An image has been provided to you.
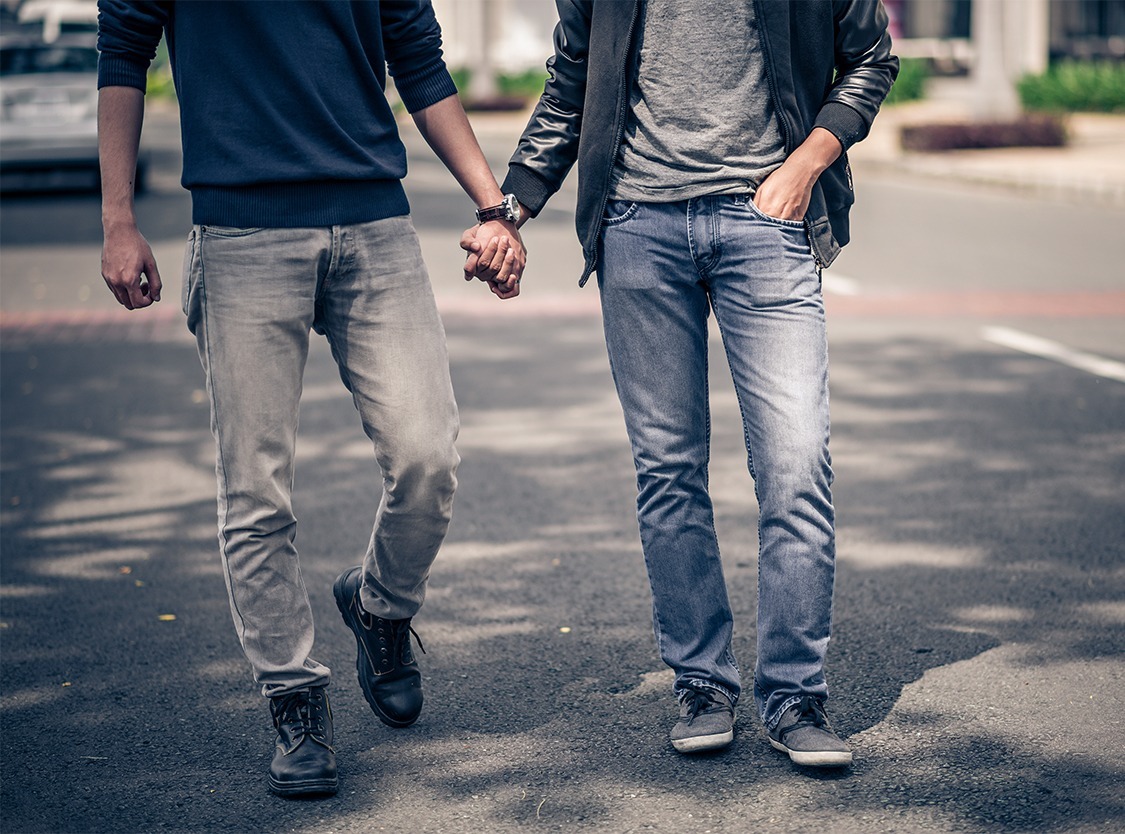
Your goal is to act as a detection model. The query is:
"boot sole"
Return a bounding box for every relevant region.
[769,737,853,767]
[333,570,420,729]
[268,776,338,797]
[672,729,734,753]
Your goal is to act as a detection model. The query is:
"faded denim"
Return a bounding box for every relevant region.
[598,196,836,729]
[182,217,459,698]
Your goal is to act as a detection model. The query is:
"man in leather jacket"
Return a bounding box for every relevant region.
[465,0,896,765]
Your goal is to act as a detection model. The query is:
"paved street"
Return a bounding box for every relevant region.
[1,106,1123,833]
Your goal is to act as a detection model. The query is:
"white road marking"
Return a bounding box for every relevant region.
[823,273,860,296]
[982,326,1125,383]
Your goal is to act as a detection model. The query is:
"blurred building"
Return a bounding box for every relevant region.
[887,0,1124,70]
[432,0,555,73]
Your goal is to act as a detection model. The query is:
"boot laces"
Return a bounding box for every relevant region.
[273,690,329,742]
[359,610,427,669]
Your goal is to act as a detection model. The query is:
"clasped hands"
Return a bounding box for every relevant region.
[460,218,525,300]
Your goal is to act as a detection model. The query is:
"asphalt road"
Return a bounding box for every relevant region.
[1,109,1123,834]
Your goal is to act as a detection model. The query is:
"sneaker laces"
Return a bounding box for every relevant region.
[680,687,721,721]
[790,695,829,730]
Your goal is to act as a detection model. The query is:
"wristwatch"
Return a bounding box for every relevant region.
[476,193,521,225]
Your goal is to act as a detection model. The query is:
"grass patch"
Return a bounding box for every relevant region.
[1018,61,1125,113]
[450,67,548,100]
[496,68,548,99]
[884,57,929,106]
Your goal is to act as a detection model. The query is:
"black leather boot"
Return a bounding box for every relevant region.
[334,566,425,727]
[268,687,338,797]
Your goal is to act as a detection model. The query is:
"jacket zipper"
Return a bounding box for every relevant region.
[753,0,828,270]
[581,0,642,287]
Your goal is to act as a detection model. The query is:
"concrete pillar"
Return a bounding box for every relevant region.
[972,0,1021,120]
[467,0,500,101]
[1002,0,1050,78]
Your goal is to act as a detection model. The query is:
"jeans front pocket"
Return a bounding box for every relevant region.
[199,225,265,238]
[745,199,806,229]
[181,227,200,320]
[603,200,639,226]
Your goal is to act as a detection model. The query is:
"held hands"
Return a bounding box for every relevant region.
[460,219,526,300]
[101,223,162,310]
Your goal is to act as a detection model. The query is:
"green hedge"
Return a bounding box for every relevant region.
[1018,61,1125,113]
[146,41,176,101]
[883,57,928,106]
[450,68,548,100]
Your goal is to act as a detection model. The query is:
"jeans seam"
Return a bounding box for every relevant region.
[708,198,722,275]
[709,302,759,484]
[197,239,249,649]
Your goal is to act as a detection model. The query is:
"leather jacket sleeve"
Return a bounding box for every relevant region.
[812,0,899,151]
[501,0,591,218]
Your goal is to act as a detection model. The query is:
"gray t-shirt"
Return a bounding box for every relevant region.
[609,0,788,203]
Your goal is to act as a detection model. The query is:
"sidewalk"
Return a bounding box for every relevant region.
[848,97,1125,207]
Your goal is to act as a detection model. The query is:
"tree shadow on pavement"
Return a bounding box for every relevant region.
[1,318,1121,833]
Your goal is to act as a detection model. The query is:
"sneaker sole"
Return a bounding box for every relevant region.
[769,737,853,767]
[268,776,339,798]
[672,729,734,754]
[332,570,420,729]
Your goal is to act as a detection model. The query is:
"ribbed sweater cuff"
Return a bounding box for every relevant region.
[396,65,459,113]
[97,54,149,92]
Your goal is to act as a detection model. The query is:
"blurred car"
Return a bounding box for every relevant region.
[0,33,147,192]
[17,0,99,43]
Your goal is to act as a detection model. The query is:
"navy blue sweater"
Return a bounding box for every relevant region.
[97,0,458,227]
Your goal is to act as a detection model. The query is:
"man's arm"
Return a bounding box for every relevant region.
[97,0,168,309]
[411,94,525,299]
[756,0,897,222]
[383,0,523,299]
[99,85,161,310]
[753,128,841,223]
[463,0,592,279]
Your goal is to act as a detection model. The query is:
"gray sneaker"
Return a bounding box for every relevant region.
[670,686,735,753]
[768,696,852,767]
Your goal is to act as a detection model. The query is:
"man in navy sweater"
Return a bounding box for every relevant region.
[98,0,525,797]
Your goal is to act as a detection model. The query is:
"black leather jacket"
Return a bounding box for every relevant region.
[501,0,899,284]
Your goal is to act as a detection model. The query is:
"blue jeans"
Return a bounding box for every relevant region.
[598,196,836,729]
[182,217,459,698]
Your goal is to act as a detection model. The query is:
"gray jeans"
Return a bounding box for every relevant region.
[182,217,459,698]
